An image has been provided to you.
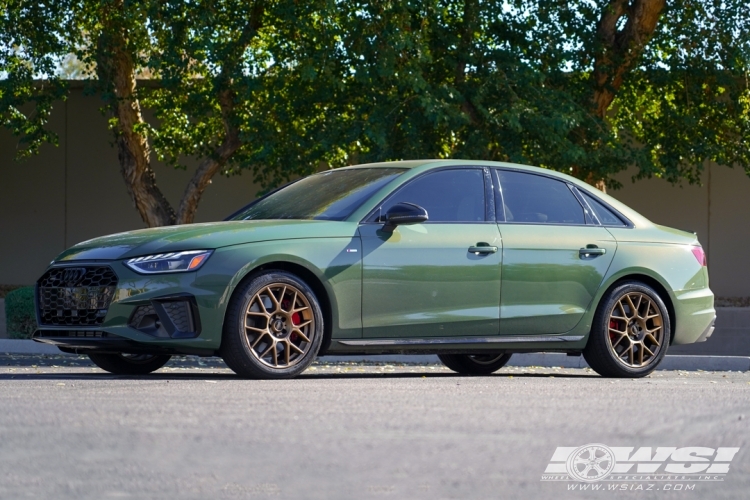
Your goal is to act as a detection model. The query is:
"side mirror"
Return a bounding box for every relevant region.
[382,202,428,232]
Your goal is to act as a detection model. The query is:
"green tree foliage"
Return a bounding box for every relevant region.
[1,1,749,227]
[324,1,750,188]
[1,0,338,225]
[4,287,36,339]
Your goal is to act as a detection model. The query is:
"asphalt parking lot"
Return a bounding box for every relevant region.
[0,355,748,500]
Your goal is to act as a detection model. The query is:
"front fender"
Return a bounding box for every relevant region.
[197,236,363,342]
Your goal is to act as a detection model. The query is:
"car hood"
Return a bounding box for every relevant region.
[55,220,358,262]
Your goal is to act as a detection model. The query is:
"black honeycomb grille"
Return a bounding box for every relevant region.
[162,301,193,332]
[37,266,118,326]
[129,304,156,329]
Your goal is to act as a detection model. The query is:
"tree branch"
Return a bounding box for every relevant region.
[592,0,666,118]
[456,0,481,126]
[176,2,265,224]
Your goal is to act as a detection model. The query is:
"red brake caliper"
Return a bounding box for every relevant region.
[285,300,300,342]
[609,319,619,342]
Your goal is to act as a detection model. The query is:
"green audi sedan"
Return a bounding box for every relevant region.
[33,160,715,378]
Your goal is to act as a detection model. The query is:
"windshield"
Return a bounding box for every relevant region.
[230,168,406,221]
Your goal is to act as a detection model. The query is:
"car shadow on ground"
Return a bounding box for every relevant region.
[0,370,600,381]
[0,354,600,380]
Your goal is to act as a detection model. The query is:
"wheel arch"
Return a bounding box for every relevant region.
[221,260,335,356]
[594,272,677,345]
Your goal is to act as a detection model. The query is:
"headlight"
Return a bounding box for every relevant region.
[124,250,213,274]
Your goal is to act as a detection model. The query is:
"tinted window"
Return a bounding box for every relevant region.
[378,169,486,222]
[230,168,404,221]
[581,191,627,226]
[496,170,584,224]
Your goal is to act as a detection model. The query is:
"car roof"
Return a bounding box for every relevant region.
[340,159,589,187]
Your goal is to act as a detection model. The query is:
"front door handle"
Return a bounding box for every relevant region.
[579,245,606,258]
[469,243,498,254]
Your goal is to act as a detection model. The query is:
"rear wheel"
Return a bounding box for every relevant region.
[438,353,512,375]
[88,353,171,375]
[583,281,671,378]
[221,271,324,379]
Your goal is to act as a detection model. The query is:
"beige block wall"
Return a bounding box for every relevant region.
[608,164,750,297]
[0,89,262,284]
[2,88,750,296]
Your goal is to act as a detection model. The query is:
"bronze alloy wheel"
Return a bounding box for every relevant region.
[583,281,671,378]
[244,283,316,369]
[606,291,664,368]
[221,271,325,379]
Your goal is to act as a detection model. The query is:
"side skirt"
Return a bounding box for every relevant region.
[338,335,584,347]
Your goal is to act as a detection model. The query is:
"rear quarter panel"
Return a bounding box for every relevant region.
[591,227,714,345]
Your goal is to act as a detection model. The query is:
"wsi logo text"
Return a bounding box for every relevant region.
[541,444,740,483]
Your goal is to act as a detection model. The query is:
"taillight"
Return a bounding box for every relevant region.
[691,246,707,266]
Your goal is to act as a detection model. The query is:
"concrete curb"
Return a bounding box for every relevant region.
[0,299,6,339]
[0,339,61,355]
[2,340,748,372]
[318,353,750,372]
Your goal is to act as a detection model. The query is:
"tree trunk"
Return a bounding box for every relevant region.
[94,2,265,227]
[587,0,667,192]
[592,0,666,117]
[176,91,241,224]
[456,0,482,127]
[96,2,176,227]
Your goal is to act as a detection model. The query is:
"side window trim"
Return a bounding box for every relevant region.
[482,167,496,223]
[493,167,591,227]
[571,186,633,228]
[362,166,490,224]
[493,168,507,222]
[568,184,600,225]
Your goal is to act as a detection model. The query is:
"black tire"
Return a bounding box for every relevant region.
[221,271,324,379]
[583,281,671,378]
[88,353,171,375]
[438,353,513,375]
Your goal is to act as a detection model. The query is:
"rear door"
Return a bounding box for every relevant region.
[360,168,502,338]
[494,169,617,335]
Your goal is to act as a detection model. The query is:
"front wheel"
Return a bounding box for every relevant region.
[583,281,671,378]
[438,353,513,375]
[88,353,171,375]
[221,271,324,379]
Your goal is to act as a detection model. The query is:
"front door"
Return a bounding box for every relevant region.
[494,169,617,335]
[360,168,502,338]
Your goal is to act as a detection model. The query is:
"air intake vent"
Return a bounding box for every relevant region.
[128,297,200,339]
[35,330,116,338]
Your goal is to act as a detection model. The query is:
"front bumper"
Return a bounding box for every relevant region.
[34,260,230,354]
[32,331,215,356]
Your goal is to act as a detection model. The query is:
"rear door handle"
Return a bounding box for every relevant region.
[469,243,498,254]
[579,245,606,258]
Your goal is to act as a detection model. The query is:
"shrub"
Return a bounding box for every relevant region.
[5,287,37,339]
